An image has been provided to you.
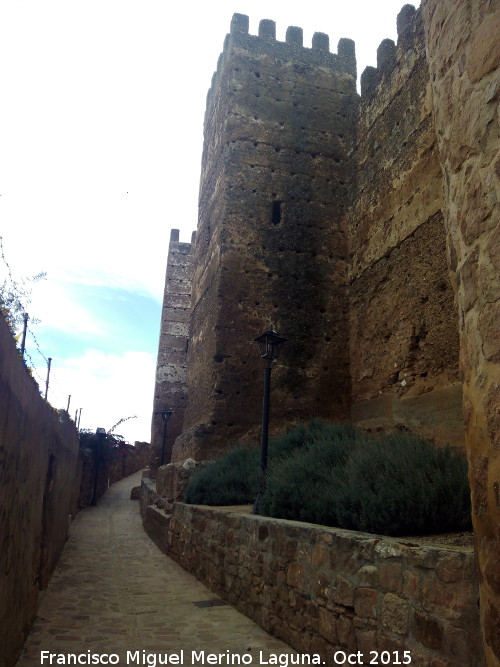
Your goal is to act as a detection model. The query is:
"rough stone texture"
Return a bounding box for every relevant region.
[107,441,150,486]
[152,6,499,658]
[139,476,160,520]
[420,0,500,663]
[349,8,460,445]
[155,458,205,505]
[0,313,80,667]
[152,502,483,665]
[171,21,358,461]
[76,441,150,510]
[351,384,464,450]
[157,10,464,461]
[150,229,195,471]
[130,484,141,500]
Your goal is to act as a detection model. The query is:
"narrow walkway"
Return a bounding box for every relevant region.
[17,471,294,666]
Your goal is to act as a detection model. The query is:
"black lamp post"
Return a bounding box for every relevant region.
[158,408,172,467]
[253,327,287,514]
[91,427,107,506]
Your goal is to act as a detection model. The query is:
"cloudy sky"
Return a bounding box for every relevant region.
[0,0,417,444]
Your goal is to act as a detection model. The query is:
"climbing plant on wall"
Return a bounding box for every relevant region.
[0,236,46,334]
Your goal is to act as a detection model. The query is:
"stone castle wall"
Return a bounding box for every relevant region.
[158,6,466,463]
[421,0,499,662]
[172,15,359,462]
[152,5,499,659]
[0,314,80,667]
[150,230,195,471]
[348,6,462,447]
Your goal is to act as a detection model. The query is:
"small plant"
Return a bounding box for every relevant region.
[332,433,471,535]
[78,429,127,458]
[0,236,46,334]
[184,421,359,509]
[183,420,328,505]
[184,420,471,537]
[259,422,361,524]
[184,446,259,505]
[268,418,332,458]
[260,429,471,536]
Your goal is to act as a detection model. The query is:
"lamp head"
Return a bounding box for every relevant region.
[254,328,287,361]
[159,408,172,422]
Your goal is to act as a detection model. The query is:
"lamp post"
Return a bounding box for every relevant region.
[253,327,287,514]
[91,427,107,506]
[158,408,172,467]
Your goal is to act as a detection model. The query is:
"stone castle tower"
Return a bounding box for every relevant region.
[151,4,499,661]
[153,15,360,463]
[152,7,461,467]
[150,229,195,465]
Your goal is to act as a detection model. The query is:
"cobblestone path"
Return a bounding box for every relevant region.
[16,471,294,666]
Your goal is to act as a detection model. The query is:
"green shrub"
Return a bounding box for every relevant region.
[184,420,471,538]
[184,446,259,505]
[183,420,335,506]
[268,418,340,458]
[259,423,361,524]
[332,433,471,536]
[261,430,471,536]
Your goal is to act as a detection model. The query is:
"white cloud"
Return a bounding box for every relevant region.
[28,280,105,336]
[1,0,418,449]
[36,348,156,444]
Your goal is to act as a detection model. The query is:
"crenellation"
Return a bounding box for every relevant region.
[359,8,425,109]
[166,13,358,460]
[397,4,418,41]
[205,15,359,110]
[258,19,276,40]
[337,38,357,78]
[377,38,397,73]
[150,229,195,474]
[230,13,249,35]
[348,0,459,449]
[164,11,460,458]
[312,32,329,52]
[359,38,398,102]
[360,66,379,98]
[285,26,303,47]
[224,14,356,77]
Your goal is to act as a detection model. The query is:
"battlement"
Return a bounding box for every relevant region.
[360,4,420,100]
[229,13,351,55]
[230,13,355,75]
[169,228,196,248]
[205,14,356,118]
[222,13,356,77]
[153,3,498,658]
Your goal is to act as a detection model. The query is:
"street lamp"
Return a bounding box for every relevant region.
[158,408,172,467]
[253,327,287,513]
[91,427,107,506]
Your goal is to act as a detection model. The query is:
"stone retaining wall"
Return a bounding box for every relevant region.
[153,501,483,666]
[77,442,150,510]
[0,314,80,667]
